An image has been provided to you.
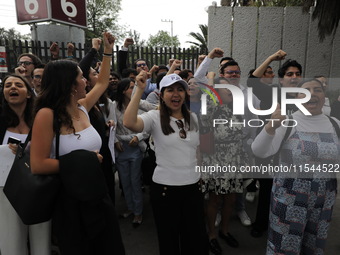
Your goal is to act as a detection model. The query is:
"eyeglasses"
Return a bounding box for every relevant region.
[175,120,187,139]
[17,61,33,66]
[33,75,42,80]
[224,70,241,75]
[285,72,301,77]
[136,63,147,67]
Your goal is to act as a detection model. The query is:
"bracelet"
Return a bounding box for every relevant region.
[103,53,113,56]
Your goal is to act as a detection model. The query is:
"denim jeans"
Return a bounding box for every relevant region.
[116,142,143,215]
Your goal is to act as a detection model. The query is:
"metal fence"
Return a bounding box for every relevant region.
[0,39,204,77]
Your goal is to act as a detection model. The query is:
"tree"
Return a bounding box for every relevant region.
[306,0,340,41]
[0,27,30,42]
[86,0,125,42]
[186,24,208,54]
[147,30,180,48]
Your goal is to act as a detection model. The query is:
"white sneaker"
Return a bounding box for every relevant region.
[237,210,251,226]
[215,212,221,227]
[245,192,256,202]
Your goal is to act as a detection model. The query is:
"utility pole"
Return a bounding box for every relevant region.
[161,19,173,47]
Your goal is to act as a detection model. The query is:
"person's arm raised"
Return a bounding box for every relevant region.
[167,59,182,75]
[253,50,286,78]
[123,71,148,133]
[79,32,115,112]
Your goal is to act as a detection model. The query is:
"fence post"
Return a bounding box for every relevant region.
[43,41,49,62]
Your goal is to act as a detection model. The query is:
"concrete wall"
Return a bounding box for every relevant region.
[207,6,340,90]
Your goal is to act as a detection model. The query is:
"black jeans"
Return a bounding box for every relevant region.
[150,182,209,255]
[252,156,273,232]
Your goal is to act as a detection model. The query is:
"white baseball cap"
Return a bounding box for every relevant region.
[159,73,188,91]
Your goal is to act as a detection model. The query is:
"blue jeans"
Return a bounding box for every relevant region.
[116,142,143,215]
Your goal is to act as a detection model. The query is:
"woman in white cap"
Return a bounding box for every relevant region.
[123,72,209,255]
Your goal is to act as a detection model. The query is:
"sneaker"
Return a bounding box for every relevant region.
[132,215,143,228]
[237,210,251,226]
[215,212,221,227]
[120,211,133,218]
[245,192,256,202]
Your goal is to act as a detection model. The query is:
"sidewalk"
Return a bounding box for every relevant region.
[116,179,340,255]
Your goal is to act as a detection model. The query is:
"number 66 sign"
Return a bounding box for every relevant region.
[15,0,87,28]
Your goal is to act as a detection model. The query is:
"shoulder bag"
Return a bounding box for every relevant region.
[3,126,61,225]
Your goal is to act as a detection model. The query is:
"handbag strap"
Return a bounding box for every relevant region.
[327,116,340,138]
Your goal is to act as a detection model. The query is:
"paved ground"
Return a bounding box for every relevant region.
[116,177,340,255]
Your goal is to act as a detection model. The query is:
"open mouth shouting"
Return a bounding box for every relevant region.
[9,90,19,97]
[171,98,182,107]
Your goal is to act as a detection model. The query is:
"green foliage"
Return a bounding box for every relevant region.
[85,0,126,42]
[186,24,208,54]
[0,27,30,42]
[147,30,180,48]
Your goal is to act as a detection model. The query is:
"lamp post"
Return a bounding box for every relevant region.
[161,19,173,47]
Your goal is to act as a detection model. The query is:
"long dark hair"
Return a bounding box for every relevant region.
[116,78,134,112]
[34,60,78,132]
[159,85,198,135]
[1,74,35,128]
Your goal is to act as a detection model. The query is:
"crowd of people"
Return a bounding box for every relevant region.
[0,33,339,255]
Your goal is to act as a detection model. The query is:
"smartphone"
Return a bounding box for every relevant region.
[7,136,21,145]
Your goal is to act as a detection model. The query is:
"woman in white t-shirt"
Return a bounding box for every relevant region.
[124,72,209,255]
[0,74,51,255]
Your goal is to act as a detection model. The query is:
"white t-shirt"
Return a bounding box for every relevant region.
[140,110,200,186]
